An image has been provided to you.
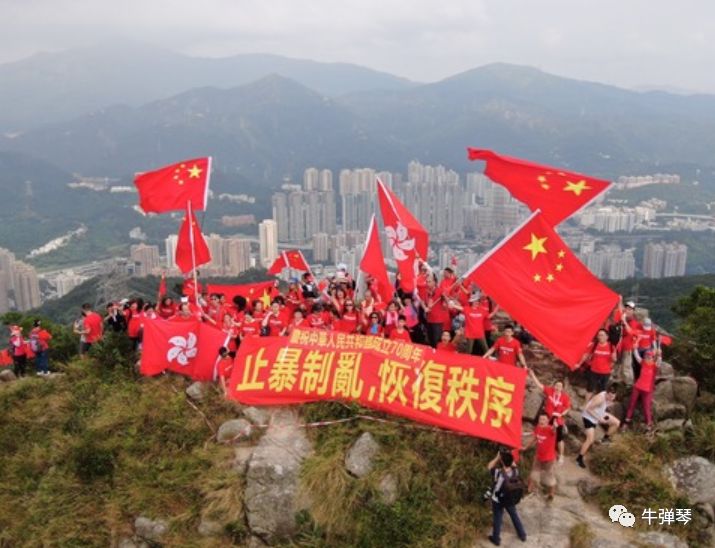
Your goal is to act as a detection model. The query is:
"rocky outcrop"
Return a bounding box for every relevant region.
[345,432,380,478]
[377,474,398,505]
[217,419,252,443]
[665,456,715,507]
[243,406,270,426]
[134,516,168,543]
[654,377,698,420]
[185,381,209,402]
[244,407,312,544]
[0,370,17,382]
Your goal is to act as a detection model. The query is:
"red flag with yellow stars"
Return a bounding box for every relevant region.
[134,157,211,213]
[205,281,277,307]
[267,250,310,275]
[467,148,610,225]
[463,211,618,368]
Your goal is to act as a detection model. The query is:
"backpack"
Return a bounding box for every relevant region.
[608,323,622,346]
[497,468,525,506]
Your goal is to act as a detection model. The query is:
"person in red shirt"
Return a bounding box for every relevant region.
[9,325,28,377]
[30,319,53,375]
[483,325,526,367]
[451,293,488,356]
[616,301,640,386]
[216,347,234,395]
[389,315,412,342]
[424,276,449,347]
[578,329,616,401]
[336,300,360,333]
[436,330,457,353]
[81,303,104,353]
[262,302,288,337]
[624,348,660,432]
[307,303,331,330]
[286,309,310,335]
[528,370,571,464]
[527,413,558,501]
[240,312,261,340]
[157,297,177,320]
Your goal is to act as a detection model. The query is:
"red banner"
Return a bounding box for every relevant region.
[227,329,526,447]
[206,281,276,306]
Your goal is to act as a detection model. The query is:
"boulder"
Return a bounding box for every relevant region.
[217,419,252,444]
[606,401,625,422]
[653,380,674,407]
[522,387,544,423]
[657,361,675,380]
[654,402,688,421]
[656,418,689,432]
[665,456,715,507]
[245,408,312,543]
[0,369,17,382]
[636,531,687,548]
[185,381,208,402]
[377,474,398,505]
[345,432,380,478]
[243,406,270,426]
[233,445,254,475]
[197,518,223,537]
[577,477,601,498]
[670,377,698,411]
[134,516,168,543]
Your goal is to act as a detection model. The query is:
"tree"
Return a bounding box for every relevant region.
[671,286,715,393]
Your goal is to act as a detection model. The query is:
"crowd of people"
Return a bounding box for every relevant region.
[3,265,668,546]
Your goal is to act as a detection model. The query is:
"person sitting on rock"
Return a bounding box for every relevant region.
[622,348,661,434]
[526,412,558,501]
[576,385,620,469]
[528,369,571,464]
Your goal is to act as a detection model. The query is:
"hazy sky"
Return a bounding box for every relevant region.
[3,0,714,92]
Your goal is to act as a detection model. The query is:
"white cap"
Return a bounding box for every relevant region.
[625,301,636,308]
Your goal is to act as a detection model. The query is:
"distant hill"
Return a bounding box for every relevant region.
[4,63,715,184]
[0,41,414,131]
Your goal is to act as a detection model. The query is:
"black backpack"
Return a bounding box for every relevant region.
[608,323,622,346]
[497,468,525,506]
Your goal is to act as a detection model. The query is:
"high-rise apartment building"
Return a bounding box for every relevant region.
[643,242,666,279]
[225,238,252,275]
[259,219,279,267]
[130,244,160,277]
[312,233,330,263]
[164,235,178,270]
[12,261,41,311]
[642,241,687,278]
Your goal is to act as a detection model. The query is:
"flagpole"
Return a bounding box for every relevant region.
[187,200,199,306]
[298,249,315,280]
[355,214,375,302]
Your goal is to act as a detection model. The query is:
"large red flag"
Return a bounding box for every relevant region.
[134,157,211,213]
[205,281,277,306]
[376,178,428,293]
[140,318,228,380]
[467,148,610,226]
[267,250,311,275]
[175,205,211,274]
[464,211,619,368]
[359,215,393,303]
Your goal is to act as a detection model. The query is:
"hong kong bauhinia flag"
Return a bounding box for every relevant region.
[359,215,393,303]
[467,149,610,225]
[376,178,428,292]
[175,204,211,274]
[267,250,311,275]
[464,211,619,368]
[134,157,211,213]
[140,319,228,380]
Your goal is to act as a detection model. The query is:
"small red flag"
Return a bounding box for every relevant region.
[467,148,610,225]
[134,157,211,213]
[157,274,167,298]
[376,178,429,292]
[659,334,673,346]
[267,250,310,275]
[464,211,619,368]
[359,215,393,303]
[175,205,211,274]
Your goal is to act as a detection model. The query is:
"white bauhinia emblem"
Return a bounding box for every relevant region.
[167,332,198,366]
[385,221,415,262]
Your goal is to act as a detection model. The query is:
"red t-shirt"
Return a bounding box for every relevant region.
[589,342,614,374]
[217,356,233,379]
[157,304,176,320]
[534,425,557,462]
[127,313,143,338]
[426,290,450,324]
[543,387,571,426]
[436,341,457,353]
[266,315,286,337]
[635,359,657,392]
[492,337,522,366]
[389,328,412,342]
[339,311,360,333]
[241,322,261,338]
[463,304,486,339]
[621,319,640,351]
[637,327,657,350]
[83,312,104,344]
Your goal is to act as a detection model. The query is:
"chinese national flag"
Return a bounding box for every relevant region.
[267,250,310,275]
[376,178,429,292]
[140,318,228,380]
[205,281,277,307]
[175,205,211,274]
[359,215,393,303]
[134,157,211,213]
[467,148,610,225]
[464,211,619,368]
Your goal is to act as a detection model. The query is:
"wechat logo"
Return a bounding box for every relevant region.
[609,505,636,528]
